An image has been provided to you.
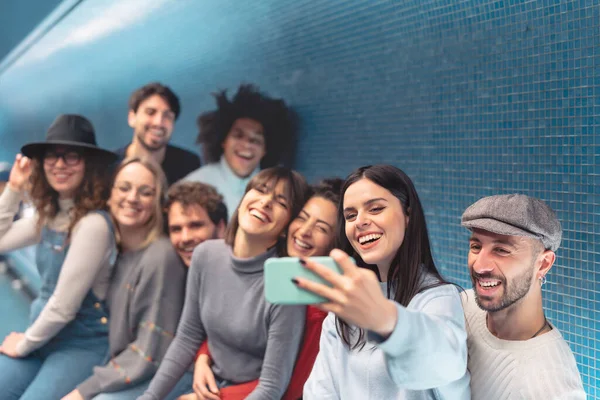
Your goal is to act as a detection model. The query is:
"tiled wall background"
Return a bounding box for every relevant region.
[0,0,597,396]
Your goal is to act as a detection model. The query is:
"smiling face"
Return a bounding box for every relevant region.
[468,228,543,312]
[222,118,266,178]
[128,94,176,152]
[168,202,224,267]
[43,146,86,199]
[343,178,408,270]
[287,196,337,257]
[109,162,157,230]
[236,178,291,244]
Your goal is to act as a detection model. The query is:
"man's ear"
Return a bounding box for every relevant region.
[537,249,556,280]
[216,220,227,239]
[127,110,137,129]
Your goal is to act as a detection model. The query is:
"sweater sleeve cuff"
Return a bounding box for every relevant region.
[15,337,37,357]
[77,376,103,400]
[367,302,409,352]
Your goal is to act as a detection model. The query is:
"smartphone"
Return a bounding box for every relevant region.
[264,256,353,305]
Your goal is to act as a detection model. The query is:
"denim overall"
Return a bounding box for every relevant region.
[0,211,117,400]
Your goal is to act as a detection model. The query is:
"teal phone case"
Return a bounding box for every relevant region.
[264,256,352,305]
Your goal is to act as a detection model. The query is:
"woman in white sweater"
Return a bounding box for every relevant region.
[297,164,471,399]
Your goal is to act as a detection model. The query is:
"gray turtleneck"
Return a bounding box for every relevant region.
[140,239,306,400]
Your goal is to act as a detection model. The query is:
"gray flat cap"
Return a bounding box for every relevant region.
[461,194,562,251]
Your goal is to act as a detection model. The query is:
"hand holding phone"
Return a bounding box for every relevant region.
[264,256,354,305]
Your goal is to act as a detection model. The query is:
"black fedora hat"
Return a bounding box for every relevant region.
[21,114,118,162]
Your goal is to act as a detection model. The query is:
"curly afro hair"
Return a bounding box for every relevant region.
[196,84,297,168]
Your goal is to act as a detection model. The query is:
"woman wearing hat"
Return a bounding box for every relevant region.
[0,114,119,400]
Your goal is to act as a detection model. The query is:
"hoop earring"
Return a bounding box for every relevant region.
[539,275,547,286]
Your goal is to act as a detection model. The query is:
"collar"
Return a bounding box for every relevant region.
[219,156,259,187]
[229,245,277,274]
[58,197,75,212]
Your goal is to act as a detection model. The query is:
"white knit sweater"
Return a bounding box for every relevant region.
[462,289,586,400]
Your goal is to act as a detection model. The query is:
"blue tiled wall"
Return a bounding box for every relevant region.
[0,0,597,396]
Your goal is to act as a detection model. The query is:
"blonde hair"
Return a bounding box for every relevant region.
[110,157,167,249]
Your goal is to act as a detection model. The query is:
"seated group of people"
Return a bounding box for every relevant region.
[0,82,587,400]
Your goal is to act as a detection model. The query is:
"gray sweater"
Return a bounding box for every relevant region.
[140,239,306,400]
[77,236,187,399]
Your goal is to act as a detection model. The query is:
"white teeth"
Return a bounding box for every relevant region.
[250,209,266,222]
[358,233,382,244]
[236,150,253,159]
[294,238,312,249]
[479,280,500,288]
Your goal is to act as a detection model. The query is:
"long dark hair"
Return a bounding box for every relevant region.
[335,165,448,349]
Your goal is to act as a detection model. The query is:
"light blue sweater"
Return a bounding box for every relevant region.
[183,156,258,221]
[304,282,471,400]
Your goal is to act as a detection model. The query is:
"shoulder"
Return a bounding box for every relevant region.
[184,163,220,182]
[72,211,112,237]
[141,237,184,273]
[145,236,180,260]
[190,239,228,264]
[534,326,581,364]
[408,282,464,313]
[322,312,337,332]
[135,237,187,293]
[166,145,201,163]
[520,331,584,395]
[319,313,340,343]
[187,239,229,283]
[113,145,128,159]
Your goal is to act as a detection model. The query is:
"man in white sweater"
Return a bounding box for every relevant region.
[460,194,586,400]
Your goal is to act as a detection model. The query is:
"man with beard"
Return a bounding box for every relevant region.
[165,181,227,267]
[460,194,585,400]
[116,82,201,185]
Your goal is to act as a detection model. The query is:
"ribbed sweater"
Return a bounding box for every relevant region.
[462,289,586,400]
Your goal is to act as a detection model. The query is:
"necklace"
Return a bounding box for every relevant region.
[486,315,550,339]
[530,317,549,339]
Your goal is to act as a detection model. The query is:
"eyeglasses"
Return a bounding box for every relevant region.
[43,151,82,166]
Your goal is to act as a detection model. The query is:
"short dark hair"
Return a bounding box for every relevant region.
[196,84,297,168]
[311,177,343,206]
[166,181,227,226]
[129,82,181,120]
